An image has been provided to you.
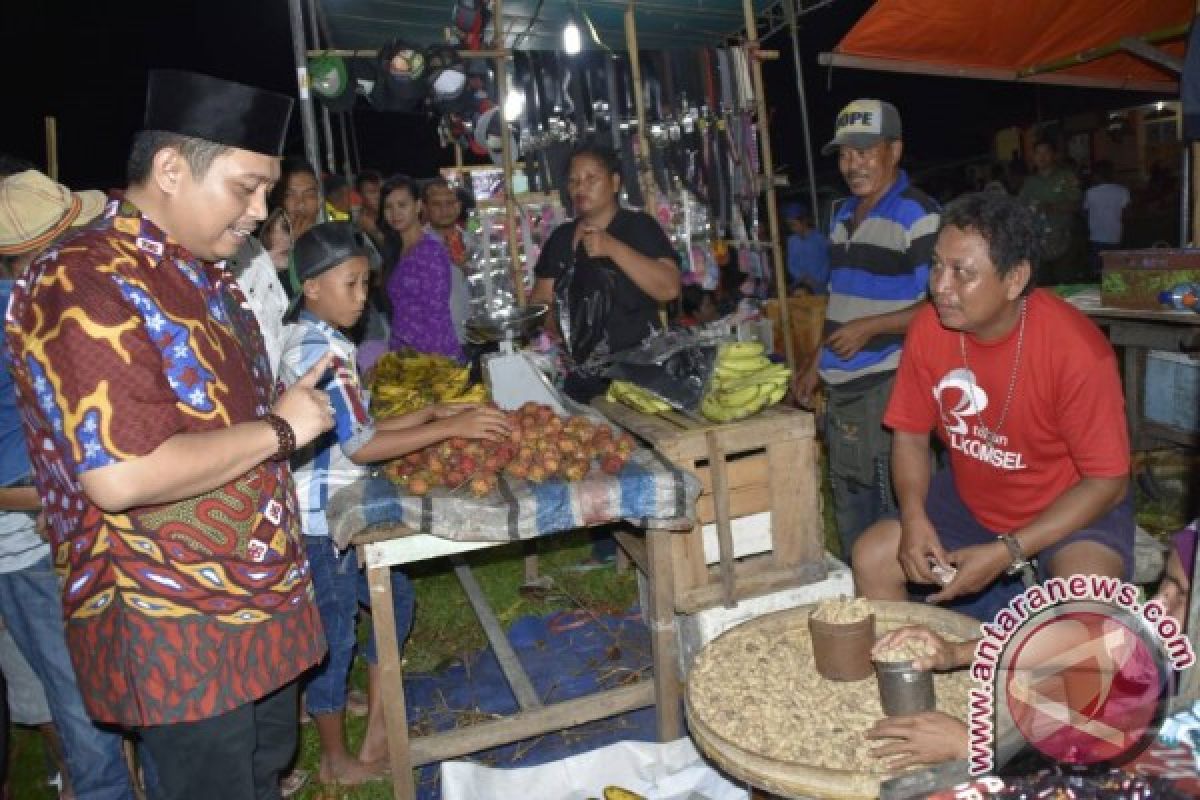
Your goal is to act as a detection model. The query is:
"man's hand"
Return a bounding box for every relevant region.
[792,362,820,411]
[866,711,967,770]
[871,626,965,671]
[929,540,1009,604]
[34,512,49,543]
[271,353,335,447]
[897,512,948,586]
[825,317,877,360]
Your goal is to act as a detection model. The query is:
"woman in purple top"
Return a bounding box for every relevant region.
[379,175,464,360]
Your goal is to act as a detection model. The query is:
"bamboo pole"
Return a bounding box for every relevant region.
[624,4,656,209]
[1018,22,1189,78]
[44,117,58,181]
[308,48,510,59]
[288,0,326,212]
[742,0,796,371]
[494,0,526,306]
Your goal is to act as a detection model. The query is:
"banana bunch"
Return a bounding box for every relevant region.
[700,341,790,423]
[607,379,672,414]
[368,350,488,418]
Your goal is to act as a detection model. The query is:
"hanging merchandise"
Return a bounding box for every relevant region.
[308,53,356,113]
[370,39,429,112]
[426,45,468,108]
[474,105,518,166]
[453,0,488,51]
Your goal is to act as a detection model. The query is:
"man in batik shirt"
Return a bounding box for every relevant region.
[6,70,335,800]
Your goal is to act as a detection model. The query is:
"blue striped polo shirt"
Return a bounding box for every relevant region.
[819,170,940,386]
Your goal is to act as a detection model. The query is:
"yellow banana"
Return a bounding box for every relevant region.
[719,341,765,359]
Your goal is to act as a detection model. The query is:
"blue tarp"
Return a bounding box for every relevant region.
[405,609,657,800]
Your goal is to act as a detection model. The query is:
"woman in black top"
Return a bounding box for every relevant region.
[531,142,681,402]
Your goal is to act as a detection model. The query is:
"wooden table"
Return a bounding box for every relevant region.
[352,522,684,800]
[1084,306,1200,450]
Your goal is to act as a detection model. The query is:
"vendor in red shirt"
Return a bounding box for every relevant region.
[853,191,1132,615]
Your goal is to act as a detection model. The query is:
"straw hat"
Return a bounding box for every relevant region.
[0,170,106,256]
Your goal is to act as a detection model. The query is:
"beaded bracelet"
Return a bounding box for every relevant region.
[263,413,296,461]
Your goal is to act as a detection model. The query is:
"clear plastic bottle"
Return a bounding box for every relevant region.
[1158,282,1200,312]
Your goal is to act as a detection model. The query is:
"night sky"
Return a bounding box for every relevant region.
[2,0,1169,194]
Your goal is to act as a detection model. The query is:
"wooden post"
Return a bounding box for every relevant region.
[741,0,796,371]
[366,561,416,800]
[493,0,526,306]
[44,117,58,181]
[623,4,657,209]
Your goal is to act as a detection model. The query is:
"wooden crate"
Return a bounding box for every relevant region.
[765,295,827,368]
[594,399,826,614]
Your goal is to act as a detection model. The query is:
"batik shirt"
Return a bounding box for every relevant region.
[4,197,325,727]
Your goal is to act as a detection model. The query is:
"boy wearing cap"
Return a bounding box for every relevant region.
[0,170,136,799]
[279,221,509,784]
[6,71,335,800]
[793,98,939,562]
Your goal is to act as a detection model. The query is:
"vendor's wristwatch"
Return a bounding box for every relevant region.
[998,533,1033,577]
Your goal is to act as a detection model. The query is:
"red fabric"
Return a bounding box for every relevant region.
[6,197,324,726]
[885,290,1129,533]
[835,0,1189,87]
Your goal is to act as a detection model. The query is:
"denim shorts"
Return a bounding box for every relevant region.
[303,536,415,715]
[911,469,1134,621]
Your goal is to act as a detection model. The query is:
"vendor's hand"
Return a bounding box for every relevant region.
[271,353,335,448]
[825,317,876,361]
[866,712,967,770]
[34,512,49,543]
[792,363,820,411]
[928,541,1010,605]
[579,226,617,260]
[872,626,963,671]
[1151,548,1190,621]
[452,407,512,442]
[898,513,949,586]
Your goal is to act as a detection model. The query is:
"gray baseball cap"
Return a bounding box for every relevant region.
[821,98,903,155]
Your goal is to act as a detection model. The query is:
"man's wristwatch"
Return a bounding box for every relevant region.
[998,533,1033,577]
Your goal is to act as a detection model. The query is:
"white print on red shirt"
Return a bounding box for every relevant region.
[933,367,1027,471]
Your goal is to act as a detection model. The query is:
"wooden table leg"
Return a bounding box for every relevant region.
[646,527,682,740]
[367,562,415,800]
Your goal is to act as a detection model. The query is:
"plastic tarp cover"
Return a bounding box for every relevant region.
[441,737,748,800]
[834,0,1190,85]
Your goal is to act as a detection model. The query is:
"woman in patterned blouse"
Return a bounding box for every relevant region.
[378,175,465,361]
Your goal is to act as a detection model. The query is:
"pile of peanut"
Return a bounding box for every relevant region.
[688,619,970,773]
[873,637,937,664]
[810,596,872,624]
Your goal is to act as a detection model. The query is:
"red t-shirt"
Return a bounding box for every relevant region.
[885,289,1128,533]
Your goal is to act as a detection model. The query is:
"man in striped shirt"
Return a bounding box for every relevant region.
[794,99,939,561]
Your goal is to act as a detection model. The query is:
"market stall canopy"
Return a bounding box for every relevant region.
[821,0,1192,92]
[322,0,780,51]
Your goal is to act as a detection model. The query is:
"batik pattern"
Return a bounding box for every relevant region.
[5,197,324,726]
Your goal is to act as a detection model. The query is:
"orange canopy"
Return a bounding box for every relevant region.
[824,0,1191,92]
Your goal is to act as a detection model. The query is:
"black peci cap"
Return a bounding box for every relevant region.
[143,70,294,157]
